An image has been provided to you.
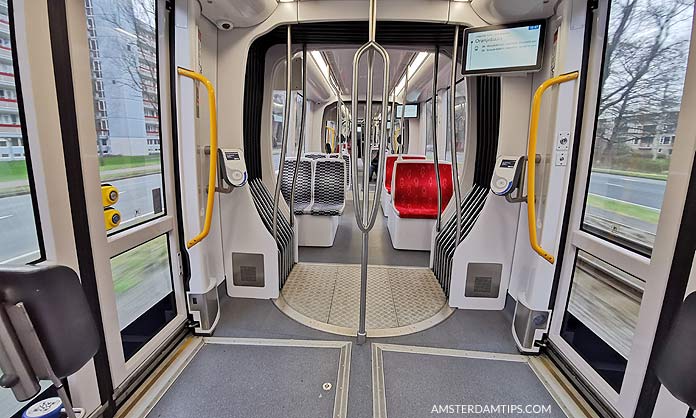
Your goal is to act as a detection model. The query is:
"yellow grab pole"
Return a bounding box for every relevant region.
[326,126,336,152]
[178,67,218,249]
[526,71,578,264]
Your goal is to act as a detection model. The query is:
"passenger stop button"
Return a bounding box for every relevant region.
[495,178,507,189]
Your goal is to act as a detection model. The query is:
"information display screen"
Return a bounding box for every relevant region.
[395,104,419,118]
[462,21,545,75]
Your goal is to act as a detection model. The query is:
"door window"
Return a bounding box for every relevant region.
[581,0,694,255]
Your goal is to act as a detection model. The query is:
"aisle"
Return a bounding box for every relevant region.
[277,263,451,336]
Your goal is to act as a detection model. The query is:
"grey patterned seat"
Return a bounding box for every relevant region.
[311,158,346,216]
[280,158,313,214]
[304,152,326,160]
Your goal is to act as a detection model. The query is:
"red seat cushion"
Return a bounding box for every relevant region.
[384,155,426,194]
[392,162,453,219]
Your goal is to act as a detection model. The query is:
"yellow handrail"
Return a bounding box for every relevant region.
[178,67,218,249]
[392,127,400,153]
[326,126,336,152]
[526,71,579,264]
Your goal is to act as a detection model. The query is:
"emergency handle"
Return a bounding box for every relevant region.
[526,71,578,264]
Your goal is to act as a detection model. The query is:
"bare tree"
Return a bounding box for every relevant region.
[595,0,693,161]
[95,0,159,113]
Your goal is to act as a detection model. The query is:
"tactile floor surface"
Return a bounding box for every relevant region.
[281,263,447,329]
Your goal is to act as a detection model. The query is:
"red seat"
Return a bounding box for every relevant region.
[384,154,426,194]
[392,161,453,219]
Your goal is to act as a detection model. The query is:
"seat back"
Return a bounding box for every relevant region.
[384,154,426,194]
[391,161,453,219]
[303,152,326,160]
[0,265,100,380]
[313,158,346,209]
[281,158,313,211]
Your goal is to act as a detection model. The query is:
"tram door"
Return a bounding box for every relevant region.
[72,0,187,390]
[548,0,695,416]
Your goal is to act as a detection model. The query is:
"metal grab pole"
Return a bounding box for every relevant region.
[449,27,462,245]
[431,47,443,231]
[399,69,408,154]
[389,95,397,153]
[350,0,390,345]
[290,45,308,216]
[336,92,342,152]
[272,26,293,238]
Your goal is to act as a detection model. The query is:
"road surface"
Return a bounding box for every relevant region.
[0,173,163,263]
[588,172,665,210]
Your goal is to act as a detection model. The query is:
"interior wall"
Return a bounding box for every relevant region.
[196,12,224,285]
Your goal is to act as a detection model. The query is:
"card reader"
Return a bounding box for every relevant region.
[218,148,248,187]
[491,155,524,196]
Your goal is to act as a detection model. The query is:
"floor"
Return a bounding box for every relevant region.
[279,263,449,333]
[146,342,347,418]
[137,186,587,418]
[140,295,585,418]
[299,203,430,267]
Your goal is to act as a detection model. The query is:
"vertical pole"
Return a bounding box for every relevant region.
[352,0,389,345]
[449,27,462,245]
[358,48,374,345]
[431,47,442,231]
[290,45,307,216]
[272,26,293,237]
[399,68,408,154]
[336,94,342,153]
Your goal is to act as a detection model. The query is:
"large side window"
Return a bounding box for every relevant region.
[581,0,694,255]
[424,98,433,158]
[0,0,43,266]
[444,80,467,172]
[85,0,165,235]
[0,2,49,417]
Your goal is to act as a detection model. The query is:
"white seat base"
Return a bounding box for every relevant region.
[297,214,340,247]
[387,212,435,251]
[380,188,391,217]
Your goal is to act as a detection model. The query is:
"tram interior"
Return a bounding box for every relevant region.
[1,0,695,418]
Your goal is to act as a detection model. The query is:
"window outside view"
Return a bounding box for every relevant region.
[583,0,694,254]
[0,0,41,266]
[86,0,165,236]
[86,0,173,337]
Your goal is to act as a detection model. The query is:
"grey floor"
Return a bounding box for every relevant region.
[146,343,341,418]
[382,351,566,418]
[146,293,549,418]
[146,259,569,418]
[299,203,431,267]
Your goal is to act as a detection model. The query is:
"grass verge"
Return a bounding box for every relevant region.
[591,168,668,181]
[586,194,660,224]
[0,155,161,183]
[111,235,169,296]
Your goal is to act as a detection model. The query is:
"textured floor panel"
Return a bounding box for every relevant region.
[146,344,341,418]
[282,263,338,323]
[380,351,568,418]
[282,263,445,330]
